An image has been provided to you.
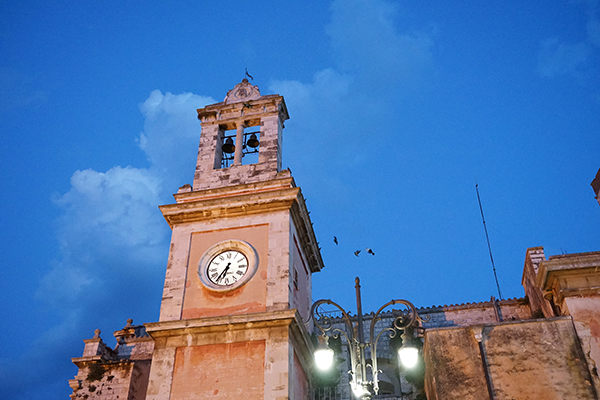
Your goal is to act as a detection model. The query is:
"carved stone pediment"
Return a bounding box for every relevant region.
[223,78,261,104]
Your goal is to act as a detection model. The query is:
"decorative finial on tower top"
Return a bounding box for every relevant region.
[245,68,254,81]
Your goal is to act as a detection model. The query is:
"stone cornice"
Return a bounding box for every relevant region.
[160,176,324,273]
[173,176,296,203]
[197,94,288,130]
[424,315,573,333]
[536,252,600,297]
[145,309,303,337]
[160,187,299,227]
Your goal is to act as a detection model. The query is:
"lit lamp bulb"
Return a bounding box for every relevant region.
[351,382,370,399]
[314,336,335,371]
[398,344,419,368]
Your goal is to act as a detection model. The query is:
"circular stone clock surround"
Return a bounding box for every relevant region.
[198,239,259,292]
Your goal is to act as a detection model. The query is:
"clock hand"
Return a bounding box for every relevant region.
[217,263,231,283]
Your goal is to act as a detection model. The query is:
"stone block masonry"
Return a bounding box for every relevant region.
[70,321,154,400]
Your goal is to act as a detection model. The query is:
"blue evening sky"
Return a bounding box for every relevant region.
[1,1,599,398]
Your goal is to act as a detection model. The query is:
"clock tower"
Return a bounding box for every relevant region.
[144,79,324,400]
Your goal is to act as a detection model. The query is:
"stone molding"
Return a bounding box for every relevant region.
[197,91,288,130]
[145,308,305,337]
[145,308,314,365]
[536,251,600,302]
[160,177,324,273]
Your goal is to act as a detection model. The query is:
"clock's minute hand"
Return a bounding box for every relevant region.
[217,263,231,283]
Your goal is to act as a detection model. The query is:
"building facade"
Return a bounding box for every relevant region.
[69,81,600,400]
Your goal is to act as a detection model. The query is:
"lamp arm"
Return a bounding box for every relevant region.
[330,328,360,380]
[367,299,428,396]
[307,299,361,383]
[307,299,357,340]
[369,299,429,342]
[369,326,396,395]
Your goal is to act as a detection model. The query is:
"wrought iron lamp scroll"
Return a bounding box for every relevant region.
[307,277,427,399]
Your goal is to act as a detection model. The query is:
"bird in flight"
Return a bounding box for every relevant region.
[354,250,361,257]
[366,248,375,256]
[334,236,338,245]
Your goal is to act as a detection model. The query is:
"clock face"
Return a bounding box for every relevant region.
[207,250,248,286]
[198,240,259,292]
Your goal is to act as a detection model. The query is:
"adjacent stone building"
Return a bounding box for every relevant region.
[424,248,600,400]
[69,81,600,400]
[69,320,154,400]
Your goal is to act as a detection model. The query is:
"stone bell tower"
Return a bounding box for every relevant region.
[144,79,324,400]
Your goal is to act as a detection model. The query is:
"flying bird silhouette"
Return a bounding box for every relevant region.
[354,250,361,257]
[366,248,375,256]
[334,236,338,245]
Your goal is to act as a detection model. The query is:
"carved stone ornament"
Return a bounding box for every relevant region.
[223,79,261,104]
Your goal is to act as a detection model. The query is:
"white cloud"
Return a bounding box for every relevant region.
[268,0,437,197]
[138,90,215,188]
[327,0,434,90]
[270,69,352,129]
[38,166,166,307]
[538,38,590,77]
[35,91,213,333]
[538,1,600,78]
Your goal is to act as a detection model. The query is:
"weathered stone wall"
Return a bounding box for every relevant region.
[424,326,489,400]
[484,318,595,399]
[70,325,154,400]
[145,310,312,400]
[71,361,136,400]
[521,247,555,318]
[565,295,600,393]
[291,228,312,322]
[170,341,266,400]
[293,351,310,400]
[424,317,597,400]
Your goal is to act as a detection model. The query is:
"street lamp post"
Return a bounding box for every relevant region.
[308,277,426,399]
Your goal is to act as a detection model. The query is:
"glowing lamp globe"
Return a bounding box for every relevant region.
[398,345,419,368]
[351,382,370,399]
[314,345,334,371]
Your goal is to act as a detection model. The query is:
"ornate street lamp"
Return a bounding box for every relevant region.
[308,277,426,399]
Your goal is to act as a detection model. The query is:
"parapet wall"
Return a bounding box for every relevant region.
[419,297,532,328]
[69,321,154,400]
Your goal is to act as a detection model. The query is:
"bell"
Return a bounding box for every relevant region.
[246,133,259,148]
[222,138,235,154]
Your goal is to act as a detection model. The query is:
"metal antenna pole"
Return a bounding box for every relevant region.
[475,181,503,300]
